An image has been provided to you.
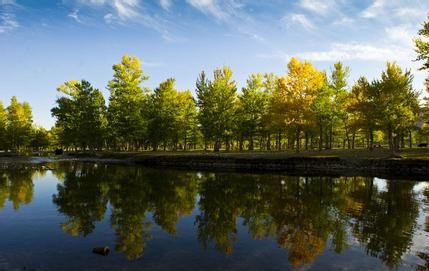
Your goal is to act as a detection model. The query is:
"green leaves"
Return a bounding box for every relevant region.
[107,55,149,149]
[51,80,107,150]
[6,96,33,151]
[196,66,237,151]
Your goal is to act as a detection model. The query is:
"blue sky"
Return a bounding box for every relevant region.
[0,0,428,128]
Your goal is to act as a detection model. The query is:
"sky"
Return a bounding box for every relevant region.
[0,0,429,128]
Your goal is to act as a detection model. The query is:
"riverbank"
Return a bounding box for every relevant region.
[1,149,429,179]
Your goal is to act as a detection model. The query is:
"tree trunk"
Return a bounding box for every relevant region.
[267,133,271,151]
[249,133,254,151]
[214,138,220,152]
[409,130,412,148]
[296,129,300,152]
[305,132,308,150]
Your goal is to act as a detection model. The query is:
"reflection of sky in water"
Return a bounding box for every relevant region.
[374,177,387,192]
[0,163,428,270]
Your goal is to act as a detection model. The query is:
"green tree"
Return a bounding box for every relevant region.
[51,80,107,150]
[372,62,419,152]
[148,78,179,150]
[415,14,429,137]
[196,67,238,151]
[0,101,7,150]
[176,90,198,151]
[311,75,334,150]
[329,62,350,149]
[348,77,378,149]
[237,73,270,151]
[107,55,149,150]
[6,96,33,151]
[415,13,429,91]
[30,127,51,151]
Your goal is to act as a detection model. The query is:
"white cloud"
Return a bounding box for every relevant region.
[299,42,412,61]
[185,0,265,43]
[282,13,315,30]
[103,13,114,24]
[299,0,330,15]
[332,16,354,26]
[0,0,16,5]
[186,0,228,21]
[80,0,139,20]
[0,13,18,32]
[361,0,385,18]
[258,42,413,62]
[68,9,82,23]
[0,0,18,33]
[395,7,425,18]
[385,24,415,43]
[159,0,172,11]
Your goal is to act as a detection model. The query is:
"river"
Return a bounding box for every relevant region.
[0,161,428,270]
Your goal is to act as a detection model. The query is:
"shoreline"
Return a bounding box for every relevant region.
[1,149,429,179]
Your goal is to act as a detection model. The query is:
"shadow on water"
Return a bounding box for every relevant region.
[0,162,429,270]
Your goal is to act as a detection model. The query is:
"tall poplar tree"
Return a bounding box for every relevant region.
[0,101,6,150]
[196,67,237,151]
[415,13,429,128]
[107,55,149,150]
[148,78,179,150]
[6,96,33,151]
[372,62,419,152]
[237,73,270,150]
[270,58,325,151]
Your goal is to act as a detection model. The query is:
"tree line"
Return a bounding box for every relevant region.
[1,14,429,153]
[49,56,422,153]
[0,96,50,152]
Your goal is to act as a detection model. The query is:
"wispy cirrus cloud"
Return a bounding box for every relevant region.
[298,0,332,15]
[159,0,172,11]
[186,0,231,21]
[281,13,315,30]
[68,9,82,23]
[79,0,139,20]
[0,0,18,33]
[361,0,385,18]
[185,0,266,42]
[76,0,173,40]
[258,42,413,62]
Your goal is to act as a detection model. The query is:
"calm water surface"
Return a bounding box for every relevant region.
[0,162,429,270]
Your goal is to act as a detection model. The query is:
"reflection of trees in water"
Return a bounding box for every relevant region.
[195,174,420,268]
[0,167,40,210]
[53,163,109,236]
[349,180,419,268]
[415,186,429,271]
[52,163,198,260]
[12,162,418,267]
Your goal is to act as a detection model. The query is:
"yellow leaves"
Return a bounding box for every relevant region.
[56,80,80,96]
[270,57,326,128]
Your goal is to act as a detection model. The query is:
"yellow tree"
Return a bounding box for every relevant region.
[271,58,325,151]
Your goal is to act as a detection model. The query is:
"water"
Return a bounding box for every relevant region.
[0,161,428,270]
